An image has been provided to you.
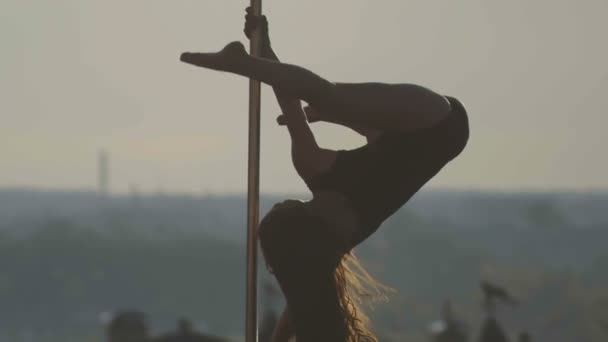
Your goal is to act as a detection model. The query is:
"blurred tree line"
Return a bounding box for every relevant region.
[0,202,606,341]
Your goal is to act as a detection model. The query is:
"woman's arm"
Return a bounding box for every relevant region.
[271,307,295,342]
[245,8,336,180]
[275,85,336,181]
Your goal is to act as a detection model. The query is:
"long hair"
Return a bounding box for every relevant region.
[335,251,393,342]
[258,203,393,342]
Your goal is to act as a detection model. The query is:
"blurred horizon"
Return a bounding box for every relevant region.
[1,187,607,341]
[3,185,608,197]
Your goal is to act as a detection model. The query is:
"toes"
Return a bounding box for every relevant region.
[180,52,196,64]
[179,52,216,68]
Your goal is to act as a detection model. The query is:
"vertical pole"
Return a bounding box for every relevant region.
[246,0,262,342]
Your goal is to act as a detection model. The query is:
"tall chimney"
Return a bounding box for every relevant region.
[98,150,110,195]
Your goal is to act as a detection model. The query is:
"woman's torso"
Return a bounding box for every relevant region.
[305,96,469,247]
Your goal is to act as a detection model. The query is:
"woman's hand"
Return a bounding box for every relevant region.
[243,7,269,41]
[243,7,277,61]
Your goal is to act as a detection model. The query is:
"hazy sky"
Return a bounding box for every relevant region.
[2,0,607,194]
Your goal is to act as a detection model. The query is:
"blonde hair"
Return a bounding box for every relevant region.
[335,251,394,342]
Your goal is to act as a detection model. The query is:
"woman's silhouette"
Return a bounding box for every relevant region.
[181,8,469,342]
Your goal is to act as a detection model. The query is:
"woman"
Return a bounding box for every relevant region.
[181,9,469,342]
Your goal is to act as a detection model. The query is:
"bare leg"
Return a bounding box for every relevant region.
[181,42,451,133]
[245,13,381,140]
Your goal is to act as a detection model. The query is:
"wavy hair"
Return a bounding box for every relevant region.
[335,252,393,342]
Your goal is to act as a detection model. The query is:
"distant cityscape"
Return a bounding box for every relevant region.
[0,150,605,342]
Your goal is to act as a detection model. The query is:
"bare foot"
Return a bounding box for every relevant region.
[180,41,248,71]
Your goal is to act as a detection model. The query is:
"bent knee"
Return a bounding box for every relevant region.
[405,86,453,129]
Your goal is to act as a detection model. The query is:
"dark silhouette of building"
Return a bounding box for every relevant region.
[518,332,531,342]
[477,281,517,342]
[153,318,230,342]
[481,281,517,307]
[98,149,110,195]
[106,311,148,342]
[106,311,230,342]
[429,300,469,342]
[478,318,510,342]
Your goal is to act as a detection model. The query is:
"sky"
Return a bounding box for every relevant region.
[1,0,607,194]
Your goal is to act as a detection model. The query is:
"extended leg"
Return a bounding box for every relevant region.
[243,12,380,140]
[181,42,451,133]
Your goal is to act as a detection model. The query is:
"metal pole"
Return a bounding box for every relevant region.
[246,0,262,341]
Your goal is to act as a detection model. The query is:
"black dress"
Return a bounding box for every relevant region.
[304,96,470,248]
